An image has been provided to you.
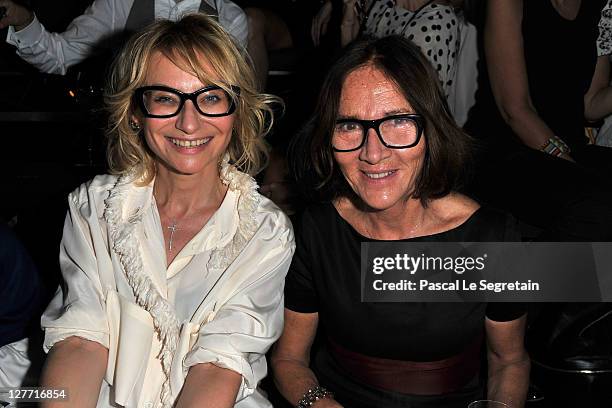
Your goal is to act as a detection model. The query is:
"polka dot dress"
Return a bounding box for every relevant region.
[598,0,612,56]
[364,0,460,97]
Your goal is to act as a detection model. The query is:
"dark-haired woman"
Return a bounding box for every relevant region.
[271,35,529,408]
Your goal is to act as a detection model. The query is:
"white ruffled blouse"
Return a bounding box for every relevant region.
[41,167,295,408]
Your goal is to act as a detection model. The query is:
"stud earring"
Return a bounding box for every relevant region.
[129,120,141,131]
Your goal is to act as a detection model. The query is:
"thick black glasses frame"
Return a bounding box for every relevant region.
[332,113,424,152]
[134,85,240,118]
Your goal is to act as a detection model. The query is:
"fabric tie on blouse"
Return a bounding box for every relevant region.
[103,284,228,406]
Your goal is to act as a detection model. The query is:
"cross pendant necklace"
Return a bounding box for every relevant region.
[167,220,179,252]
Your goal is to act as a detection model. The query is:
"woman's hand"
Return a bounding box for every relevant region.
[0,0,34,31]
[311,0,333,47]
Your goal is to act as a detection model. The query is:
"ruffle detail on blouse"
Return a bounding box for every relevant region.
[102,156,260,407]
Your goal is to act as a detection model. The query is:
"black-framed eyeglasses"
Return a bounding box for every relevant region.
[332,114,424,152]
[133,85,240,118]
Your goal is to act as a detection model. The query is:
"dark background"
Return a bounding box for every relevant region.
[1,0,109,302]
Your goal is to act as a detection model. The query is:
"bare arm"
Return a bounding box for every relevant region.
[40,336,108,408]
[340,0,363,47]
[271,309,342,407]
[584,55,612,121]
[485,0,571,159]
[485,315,530,407]
[175,363,241,408]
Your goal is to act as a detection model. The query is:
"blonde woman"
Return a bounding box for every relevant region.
[39,14,294,408]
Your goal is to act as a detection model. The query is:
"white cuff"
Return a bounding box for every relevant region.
[183,347,266,401]
[43,329,109,353]
[6,14,43,49]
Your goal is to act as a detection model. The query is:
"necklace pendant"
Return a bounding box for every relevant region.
[167,220,179,252]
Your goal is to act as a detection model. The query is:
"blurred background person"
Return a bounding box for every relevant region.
[231,1,335,214]
[585,0,612,147]
[465,0,612,241]
[311,0,478,126]
[234,0,320,91]
[0,0,247,75]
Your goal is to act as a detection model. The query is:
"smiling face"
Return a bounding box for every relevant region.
[334,64,426,212]
[133,51,235,180]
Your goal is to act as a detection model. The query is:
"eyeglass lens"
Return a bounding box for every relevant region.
[142,88,233,116]
[333,116,420,150]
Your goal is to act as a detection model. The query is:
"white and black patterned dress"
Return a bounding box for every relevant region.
[364,0,460,98]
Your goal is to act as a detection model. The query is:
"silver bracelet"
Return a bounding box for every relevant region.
[296,386,334,408]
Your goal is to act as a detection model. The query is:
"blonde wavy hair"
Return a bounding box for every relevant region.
[105,13,279,183]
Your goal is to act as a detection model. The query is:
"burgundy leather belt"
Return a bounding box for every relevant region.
[327,335,483,395]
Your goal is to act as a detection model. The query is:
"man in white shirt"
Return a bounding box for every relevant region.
[0,0,248,75]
